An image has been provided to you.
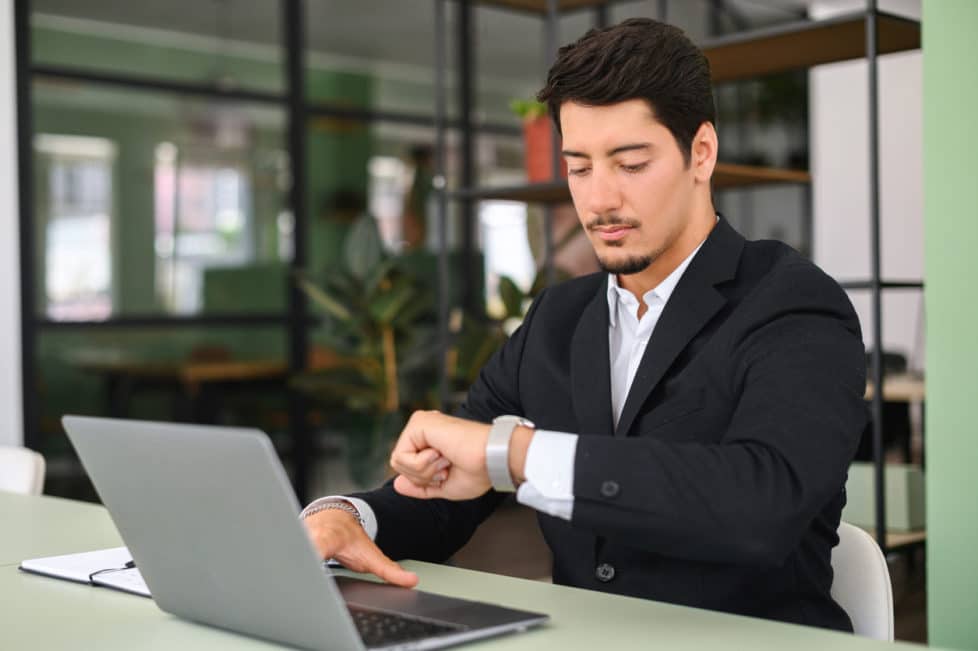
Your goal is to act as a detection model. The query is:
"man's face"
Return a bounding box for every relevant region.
[560,99,704,276]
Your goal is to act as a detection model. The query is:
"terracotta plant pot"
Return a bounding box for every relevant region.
[523,115,567,183]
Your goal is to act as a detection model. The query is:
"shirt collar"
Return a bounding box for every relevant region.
[606,234,708,329]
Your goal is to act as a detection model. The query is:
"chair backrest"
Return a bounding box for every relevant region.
[0,446,46,495]
[831,521,894,641]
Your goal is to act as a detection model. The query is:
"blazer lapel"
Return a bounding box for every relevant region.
[614,218,745,437]
[570,278,615,437]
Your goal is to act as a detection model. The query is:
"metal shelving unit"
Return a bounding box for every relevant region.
[431,0,923,555]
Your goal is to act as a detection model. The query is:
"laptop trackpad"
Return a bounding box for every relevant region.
[334,576,469,618]
[337,575,539,628]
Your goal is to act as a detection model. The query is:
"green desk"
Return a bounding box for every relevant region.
[1,492,931,650]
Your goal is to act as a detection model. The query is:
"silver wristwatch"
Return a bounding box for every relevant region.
[485,415,535,492]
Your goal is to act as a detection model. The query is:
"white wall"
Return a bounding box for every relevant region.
[810,0,924,369]
[1,0,24,446]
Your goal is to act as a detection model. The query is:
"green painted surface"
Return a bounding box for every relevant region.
[0,493,951,650]
[923,1,978,648]
[843,463,925,532]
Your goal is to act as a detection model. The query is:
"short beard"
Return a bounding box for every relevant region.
[586,214,658,275]
[597,252,655,275]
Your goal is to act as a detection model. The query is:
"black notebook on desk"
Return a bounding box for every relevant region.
[19,546,151,597]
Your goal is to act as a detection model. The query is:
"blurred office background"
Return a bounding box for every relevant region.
[14,0,871,501]
[5,0,968,646]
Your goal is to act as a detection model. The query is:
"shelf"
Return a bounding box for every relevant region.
[712,163,811,189]
[451,162,810,204]
[470,8,918,82]
[837,280,924,290]
[451,180,570,204]
[862,527,926,550]
[475,0,611,13]
[865,373,925,403]
[703,11,920,83]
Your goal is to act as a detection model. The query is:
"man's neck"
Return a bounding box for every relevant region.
[616,209,717,315]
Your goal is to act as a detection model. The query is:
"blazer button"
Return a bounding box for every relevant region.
[595,563,616,583]
[600,480,620,498]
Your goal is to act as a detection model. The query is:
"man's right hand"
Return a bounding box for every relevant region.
[302,507,419,588]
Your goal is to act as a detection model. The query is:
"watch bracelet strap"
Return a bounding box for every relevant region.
[486,419,518,492]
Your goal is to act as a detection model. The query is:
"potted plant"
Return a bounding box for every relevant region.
[510,99,567,183]
[293,215,507,485]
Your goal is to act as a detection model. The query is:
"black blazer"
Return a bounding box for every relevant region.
[353,217,867,632]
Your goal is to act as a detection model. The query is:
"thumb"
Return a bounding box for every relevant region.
[393,474,444,500]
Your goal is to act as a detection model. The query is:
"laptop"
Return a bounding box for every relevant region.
[61,416,548,651]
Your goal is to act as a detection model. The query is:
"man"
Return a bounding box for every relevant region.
[302,18,867,632]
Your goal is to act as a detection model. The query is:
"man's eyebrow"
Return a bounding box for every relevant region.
[561,143,653,159]
[561,149,590,159]
[608,142,652,156]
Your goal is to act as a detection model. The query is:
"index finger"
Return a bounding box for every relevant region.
[390,446,441,477]
[393,410,441,458]
[361,551,419,588]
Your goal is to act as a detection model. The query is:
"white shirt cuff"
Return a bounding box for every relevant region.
[301,495,378,541]
[515,429,577,521]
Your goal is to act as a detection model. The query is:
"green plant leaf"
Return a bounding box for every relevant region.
[498,275,525,318]
[368,277,418,325]
[364,258,401,297]
[344,215,385,281]
[390,292,434,329]
[509,98,547,120]
[295,274,353,321]
[323,271,360,301]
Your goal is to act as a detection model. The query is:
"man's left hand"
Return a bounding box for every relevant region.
[389,410,492,501]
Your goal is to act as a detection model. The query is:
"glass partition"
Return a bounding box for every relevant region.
[32,80,289,319]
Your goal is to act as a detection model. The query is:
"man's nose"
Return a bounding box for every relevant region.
[585,167,622,217]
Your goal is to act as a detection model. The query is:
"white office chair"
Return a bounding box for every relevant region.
[0,446,46,495]
[830,521,894,641]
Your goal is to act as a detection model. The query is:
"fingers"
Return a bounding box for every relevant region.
[357,548,419,588]
[331,539,419,588]
[389,446,437,474]
[393,474,445,500]
[391,447,451,486]
[304,510,418,588]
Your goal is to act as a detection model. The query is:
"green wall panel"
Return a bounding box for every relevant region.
[923,1,978,648]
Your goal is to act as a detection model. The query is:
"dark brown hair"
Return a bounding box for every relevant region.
[537,18,716,165]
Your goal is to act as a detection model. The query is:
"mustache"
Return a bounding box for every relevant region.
[586,215,641,230]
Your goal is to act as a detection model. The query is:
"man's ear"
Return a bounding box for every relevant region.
[691,122,718,185]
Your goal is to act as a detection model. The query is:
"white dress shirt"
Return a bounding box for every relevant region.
[516,237,706,520]
[305,234,709,535]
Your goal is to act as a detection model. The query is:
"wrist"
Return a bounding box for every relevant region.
[485,415,534,492]
[508,425,534,487]
[301,500,364,528]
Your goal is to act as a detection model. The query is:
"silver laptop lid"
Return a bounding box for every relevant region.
[62,415,364,651]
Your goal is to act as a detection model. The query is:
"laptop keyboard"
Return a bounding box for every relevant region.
[348,605,465,648]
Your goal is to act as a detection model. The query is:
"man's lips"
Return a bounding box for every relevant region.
[593,225,634,241]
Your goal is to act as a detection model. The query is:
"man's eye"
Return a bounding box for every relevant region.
[621,163,648,174]
[568,168,591,177]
